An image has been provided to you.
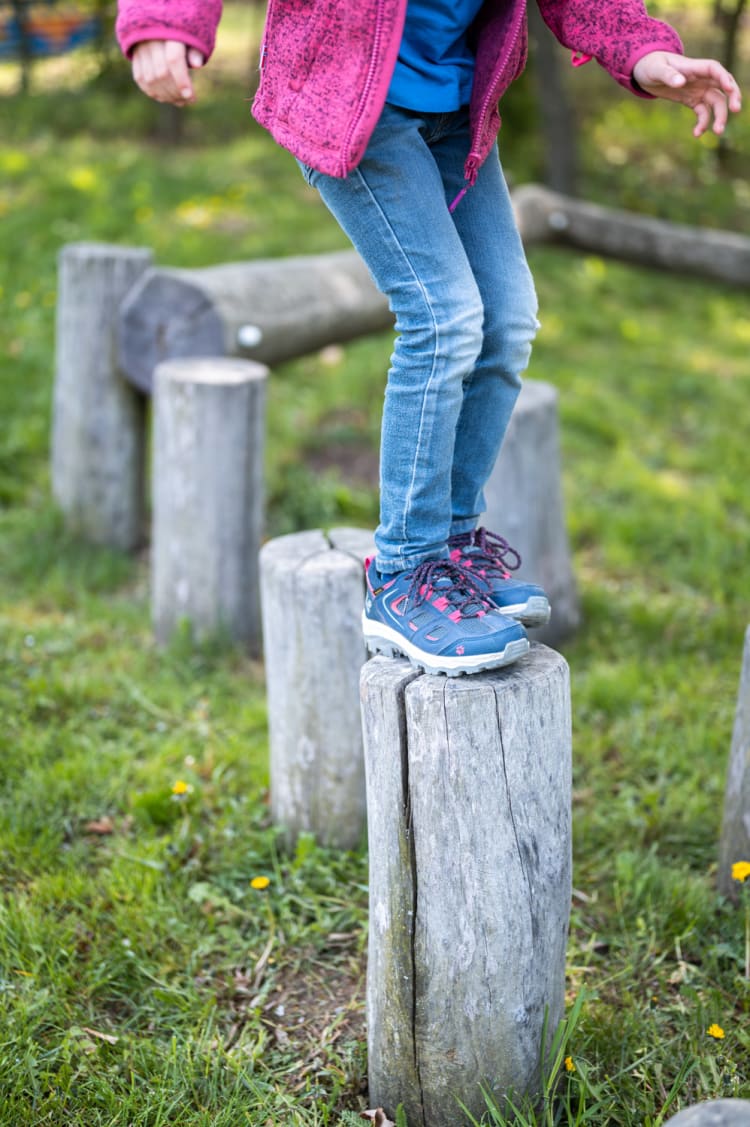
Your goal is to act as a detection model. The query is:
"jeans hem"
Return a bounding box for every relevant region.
[375,545,451,576]
[448,517,478,538]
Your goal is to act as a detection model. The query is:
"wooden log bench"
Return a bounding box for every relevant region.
[718,626,750,898]
[116,187,750,395]
[259,527,375,850]
[151,357,268,653]
[117,251,393,395]
[513,185,750,287]
[361,646,572,1125]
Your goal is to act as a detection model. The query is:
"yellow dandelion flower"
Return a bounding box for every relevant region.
[731,861,750,883]
[564,1056,576,1072]
[250,876,270,891]
[707,1024,725,1040]
[171,779,190,795]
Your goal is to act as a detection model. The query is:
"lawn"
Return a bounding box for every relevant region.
[0,4,749,1124]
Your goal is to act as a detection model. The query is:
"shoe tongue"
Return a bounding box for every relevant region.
[426,572,486,615]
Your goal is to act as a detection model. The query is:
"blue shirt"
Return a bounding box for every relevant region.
[387,0,486,112]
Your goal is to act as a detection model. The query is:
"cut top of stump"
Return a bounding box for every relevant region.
[155,357,269,386]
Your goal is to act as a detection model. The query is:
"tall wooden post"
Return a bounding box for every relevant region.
[260,528,375,851]
[151,357,268,652]
[52,243,153,550]
[361,646,572,1125]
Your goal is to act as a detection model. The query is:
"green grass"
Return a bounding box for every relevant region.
[1,8,749,1123]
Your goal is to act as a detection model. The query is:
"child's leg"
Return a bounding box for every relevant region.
[298,105,488,576]
[428,127,540,534]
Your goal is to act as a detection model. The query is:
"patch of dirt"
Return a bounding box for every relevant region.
[208,938,367,1089]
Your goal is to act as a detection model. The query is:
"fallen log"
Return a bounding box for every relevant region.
[115,186,750,395]
[513,184,750,286]
[117,250,392,394]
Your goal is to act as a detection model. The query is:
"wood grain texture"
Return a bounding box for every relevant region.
[483,380,580,645]
[362,646,572,1126]
[260,528,375,850]
[151,357,268,652]
[52,243,153,549]
[117,252,392,393]
[718,626,750,898]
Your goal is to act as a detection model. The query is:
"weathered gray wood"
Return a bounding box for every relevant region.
[52,243,153,549]
[151,357,268,652]
[483,380,580,645]
[514,184,750,286]
[663,1100,750,1126]
[718,626,750,898]
[114,190,748,396]
[117,251,393,394]
[362,646,572,1126]
[260,527,375,850]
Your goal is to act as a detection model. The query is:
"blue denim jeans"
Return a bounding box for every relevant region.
[300,104,539,575]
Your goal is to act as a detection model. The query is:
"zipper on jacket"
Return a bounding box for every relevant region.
[258,0,276,74]
[462,0,527,188]
[340,0,390,176]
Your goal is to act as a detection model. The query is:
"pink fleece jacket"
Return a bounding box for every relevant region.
[116,0,682,182]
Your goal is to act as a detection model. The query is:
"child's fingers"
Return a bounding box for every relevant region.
[673,56,742,112]
[707,88,730,134]
[164,40,195,101]
[691,101,712,138]
[131,40,194,104]
[678,56,739,96]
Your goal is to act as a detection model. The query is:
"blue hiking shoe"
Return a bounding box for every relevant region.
[449,527,551,628]
[362,557,529,677]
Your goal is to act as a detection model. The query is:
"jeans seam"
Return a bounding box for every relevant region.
[351,164,443,549]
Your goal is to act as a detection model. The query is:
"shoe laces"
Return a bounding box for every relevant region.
[452,527,522,577]
[406,559,493,618]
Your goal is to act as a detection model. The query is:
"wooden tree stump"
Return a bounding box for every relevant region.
[260,527,375,850]
[52,243,153,550]
[151,357,268,651]
[117,251,392,394]
[483,379,580,645]
[663,1100,750,1126]
[361,645,572,1126]
[719,626,750,898]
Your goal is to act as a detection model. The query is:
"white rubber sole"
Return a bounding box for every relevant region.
[501,596,551,629]
[362,614,530,677]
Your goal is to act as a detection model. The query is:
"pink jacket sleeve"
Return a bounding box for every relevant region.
[116,0,223,60]
[536,0,683,95]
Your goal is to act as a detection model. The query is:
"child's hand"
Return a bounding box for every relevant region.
[131,40,205,106]
[632,51,741,137]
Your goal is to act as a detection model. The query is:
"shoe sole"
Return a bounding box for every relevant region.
[362,614,530,677]
[499,595,551,629]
